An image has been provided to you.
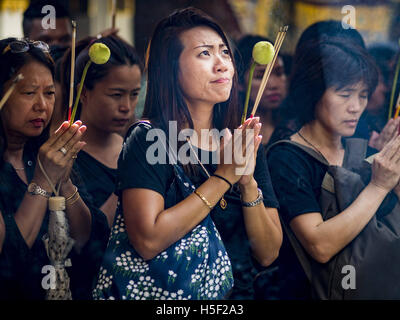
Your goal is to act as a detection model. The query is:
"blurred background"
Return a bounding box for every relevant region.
[1,0,399,57]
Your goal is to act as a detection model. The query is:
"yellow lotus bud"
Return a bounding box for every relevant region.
[88,43,111,65]
[252,41,274,65]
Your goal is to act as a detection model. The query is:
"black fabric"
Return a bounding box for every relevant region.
[0,142,109,300]
[117,122,279,299]
[75,150,117,208]
[266,141,380,299]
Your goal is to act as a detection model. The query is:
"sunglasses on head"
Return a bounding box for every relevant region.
[2,39,50,55]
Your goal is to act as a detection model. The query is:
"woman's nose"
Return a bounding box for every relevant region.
[33,93,47,112]
[119,96,131,113]
[214,55,229,73]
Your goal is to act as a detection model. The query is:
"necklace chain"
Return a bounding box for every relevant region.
[297,129,326,160]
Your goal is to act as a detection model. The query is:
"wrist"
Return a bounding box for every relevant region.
[31,175,53,194]
[368,181,391,195]
[239,178,258,201]
[60,179,75,196]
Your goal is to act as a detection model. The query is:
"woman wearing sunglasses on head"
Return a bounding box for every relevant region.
[0,38,94,300]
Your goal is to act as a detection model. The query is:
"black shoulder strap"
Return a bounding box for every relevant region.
[342,138,368,170]
[267,139,330,166]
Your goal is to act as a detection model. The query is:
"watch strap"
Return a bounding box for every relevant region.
[241,188,263,207]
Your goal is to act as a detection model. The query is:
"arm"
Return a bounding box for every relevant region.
[123,176,230,260]
[59,179,92,250]
[240,178,282,267]
[236,119,282,267]
[14,121,87,248]
[290,135,400,263]
[290,182,388,263]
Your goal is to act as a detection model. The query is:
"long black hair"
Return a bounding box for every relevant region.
[0,37,55,163]
[142,7,241,134]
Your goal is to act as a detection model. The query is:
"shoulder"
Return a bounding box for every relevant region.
[124,121,154,144]
[267,141,326,179]
[267,141,314,164]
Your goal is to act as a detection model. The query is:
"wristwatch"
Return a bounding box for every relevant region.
[27,182,52,199]
[241,188,264,207]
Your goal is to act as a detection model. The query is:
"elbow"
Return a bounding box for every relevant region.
[258,249,280,267]
[127,235,160,261]
[307,243,333,264]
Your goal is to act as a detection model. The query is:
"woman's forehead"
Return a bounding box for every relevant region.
[179,26,226,49]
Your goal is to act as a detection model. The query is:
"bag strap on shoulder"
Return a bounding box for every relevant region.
[267,140,330,166]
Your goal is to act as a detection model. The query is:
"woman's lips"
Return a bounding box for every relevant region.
[344,120,358,127]
[211,78,230,84]
[30,119,44,128]
[265,93,282,102]
[113,119,129,126]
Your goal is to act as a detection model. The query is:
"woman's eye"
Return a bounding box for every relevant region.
[339,94,350,98]
[24,92,35,96]
[47,91,55,96]
[199,50,210,57]
[222,49,230,55]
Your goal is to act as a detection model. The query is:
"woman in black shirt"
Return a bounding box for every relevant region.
[94,7,282,300]
[0,37,92,299]
[267,38,400,299]
[61,35,143,227]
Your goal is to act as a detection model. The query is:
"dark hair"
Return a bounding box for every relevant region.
[59,34,143,120]
[142,7,240,133]
[285,38,378,126]
[368,42,397,86]
[23,0,71,38]
[295,20,366,56]
[0,37,55,161]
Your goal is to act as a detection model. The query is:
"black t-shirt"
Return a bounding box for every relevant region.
[117,122,279,299]
[267,141,384,299]
[75,150,118,208]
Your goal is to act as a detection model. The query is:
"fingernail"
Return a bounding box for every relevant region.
[250,114,254,118]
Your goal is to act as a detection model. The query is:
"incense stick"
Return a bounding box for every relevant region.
[0,74,24,111]
[250,26,288,117]
[68,20,76,122]
[111,0,117,29]
[393,92,400,119]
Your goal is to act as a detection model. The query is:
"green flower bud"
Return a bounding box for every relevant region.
[252,41,274,65]
[88,43,111,65]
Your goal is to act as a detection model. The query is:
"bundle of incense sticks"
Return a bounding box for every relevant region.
[112,0,117,29]
[0,74,24,111]
[68,20,77,122]
[250,26,288,118]
[393,93,400,119]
